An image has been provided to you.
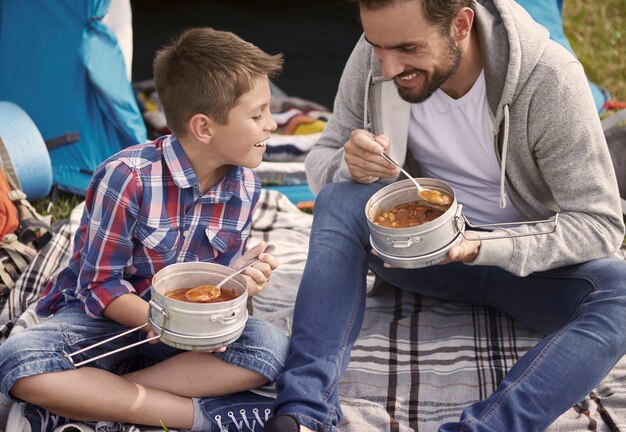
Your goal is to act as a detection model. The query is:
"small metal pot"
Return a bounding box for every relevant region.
[150,262,249,351]
[366,178,463,258]
[366,178,559,269]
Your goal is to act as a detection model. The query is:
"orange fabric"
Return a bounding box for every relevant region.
[604,100,626,111]
[0,169,19,238]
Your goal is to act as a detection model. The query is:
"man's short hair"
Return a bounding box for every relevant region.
[154,27,283,136]
[356,0,476,35]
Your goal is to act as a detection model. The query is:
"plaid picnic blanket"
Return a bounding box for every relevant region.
[1,189,626,432]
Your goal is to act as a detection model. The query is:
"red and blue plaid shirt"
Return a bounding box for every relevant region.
[37,134,261,318]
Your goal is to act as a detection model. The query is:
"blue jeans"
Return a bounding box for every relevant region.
[0,306,289,400]
[272,181,626,432]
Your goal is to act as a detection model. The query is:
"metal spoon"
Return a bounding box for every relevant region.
[380,152,452,207]
[184,244,276,302]
[215,243,276,288]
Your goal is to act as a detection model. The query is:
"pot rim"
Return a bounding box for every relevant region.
[366,178,457,233]
[151,261,248,307]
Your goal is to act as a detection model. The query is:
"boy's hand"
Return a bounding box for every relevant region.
[234,241,279,297]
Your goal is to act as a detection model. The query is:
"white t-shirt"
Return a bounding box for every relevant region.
[407,70,525,226]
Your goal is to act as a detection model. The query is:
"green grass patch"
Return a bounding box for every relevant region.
[563,0,625,102]
[33,189,84,222]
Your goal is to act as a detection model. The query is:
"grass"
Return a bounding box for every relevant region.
[31,2,625,220]
[563,0,626,102]
[33,190,83,222]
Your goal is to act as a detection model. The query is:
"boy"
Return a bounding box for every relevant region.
[0,27,289,432]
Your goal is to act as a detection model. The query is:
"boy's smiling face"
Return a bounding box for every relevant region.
[209,76,276,169]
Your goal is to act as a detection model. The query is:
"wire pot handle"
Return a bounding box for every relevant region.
[456,213,559,241]
[62,304,167,368]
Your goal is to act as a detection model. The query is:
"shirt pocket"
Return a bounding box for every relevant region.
[135,223,180,256]
[205,225,240,255]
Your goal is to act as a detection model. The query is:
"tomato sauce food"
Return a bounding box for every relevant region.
[166,285,238,303]
[374,201,449,228]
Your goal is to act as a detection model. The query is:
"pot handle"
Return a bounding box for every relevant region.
[390,237,422,249]
[62,304,168,368]
[455,213,559,241]
[211,309,241,324]
[149,300,166,328]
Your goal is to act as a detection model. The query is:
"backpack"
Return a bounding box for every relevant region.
[0,165,19,239]
[0,140,52,296]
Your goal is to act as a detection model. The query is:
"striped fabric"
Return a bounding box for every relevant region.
[1,189,625,431]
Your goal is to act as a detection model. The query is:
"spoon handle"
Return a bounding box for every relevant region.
[216,243,276,288]
[380,152,424,192]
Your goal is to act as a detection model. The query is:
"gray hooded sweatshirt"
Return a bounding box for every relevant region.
[304,0,624,276]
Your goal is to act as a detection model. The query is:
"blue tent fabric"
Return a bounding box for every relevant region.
[516,0,609,113]
[0,0,146,196]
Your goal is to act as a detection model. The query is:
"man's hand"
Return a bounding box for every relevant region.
[441,231,481,263]
[344,130,398,182]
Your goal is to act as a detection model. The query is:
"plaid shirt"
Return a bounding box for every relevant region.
[37,135,261,318]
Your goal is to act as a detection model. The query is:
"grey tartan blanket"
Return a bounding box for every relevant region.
[1,189,626,432]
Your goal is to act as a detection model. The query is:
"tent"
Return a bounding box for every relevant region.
[0,0,146,196]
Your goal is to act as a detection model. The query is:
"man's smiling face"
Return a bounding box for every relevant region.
[361,1,462,103]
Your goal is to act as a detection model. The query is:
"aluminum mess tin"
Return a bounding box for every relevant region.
[150,262,249,351]
[366,178,465,263]
[365,178,561,269]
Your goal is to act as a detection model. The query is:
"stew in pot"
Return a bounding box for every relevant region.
[374,201,449,228]
[166,285,238,303]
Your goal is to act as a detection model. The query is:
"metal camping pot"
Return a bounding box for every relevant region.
[366,178,559,269]
[63,262,248,367]
[149,262,248,351]
[366,178,462,259]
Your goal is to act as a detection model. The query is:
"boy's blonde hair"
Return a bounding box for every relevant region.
[154,27,283,136]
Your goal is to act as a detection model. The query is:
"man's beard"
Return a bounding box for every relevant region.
[395,37,462,103]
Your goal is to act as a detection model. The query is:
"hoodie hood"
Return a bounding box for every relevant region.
[475,0,550,126]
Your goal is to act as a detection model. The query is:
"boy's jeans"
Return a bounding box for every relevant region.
[273,181,626,432]
[0,308,288,399]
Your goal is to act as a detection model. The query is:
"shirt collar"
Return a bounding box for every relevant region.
[163,134,197,188]
[162,134,252,203]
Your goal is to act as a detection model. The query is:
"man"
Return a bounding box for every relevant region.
[263,0,626,431]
